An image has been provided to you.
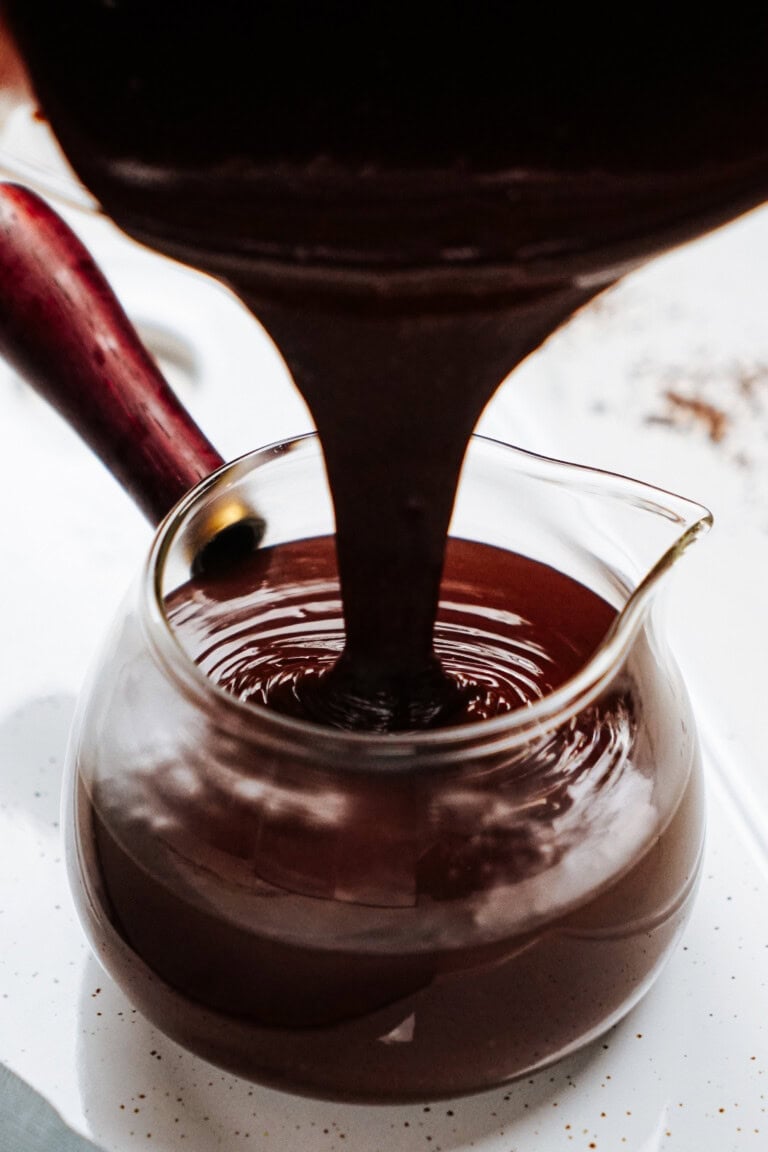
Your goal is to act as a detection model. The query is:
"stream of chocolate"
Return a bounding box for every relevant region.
[7,3,768,727]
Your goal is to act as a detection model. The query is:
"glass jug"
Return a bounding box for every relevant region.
[64,433,710,1102]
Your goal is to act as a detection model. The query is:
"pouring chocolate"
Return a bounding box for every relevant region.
[5,3,768,728]
[0,2,763,1101]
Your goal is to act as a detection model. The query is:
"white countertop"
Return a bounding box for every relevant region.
[0,179,767,1151]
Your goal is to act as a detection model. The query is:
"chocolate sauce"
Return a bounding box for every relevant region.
[78,766,703,1100]
[73,536,706,1098]
[166,536,617,725]
[7,3,768,725]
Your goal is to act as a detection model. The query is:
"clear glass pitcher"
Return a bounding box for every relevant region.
[64,433,711,1102]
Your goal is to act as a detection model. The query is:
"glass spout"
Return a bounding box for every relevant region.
[587,460,713,665]
[449,435,713,732]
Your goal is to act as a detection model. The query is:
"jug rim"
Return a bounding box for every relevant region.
[141,432,711,769]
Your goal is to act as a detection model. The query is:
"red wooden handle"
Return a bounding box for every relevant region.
[0,182,223,524]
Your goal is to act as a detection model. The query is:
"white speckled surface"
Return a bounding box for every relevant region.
[0,167,766,1149]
